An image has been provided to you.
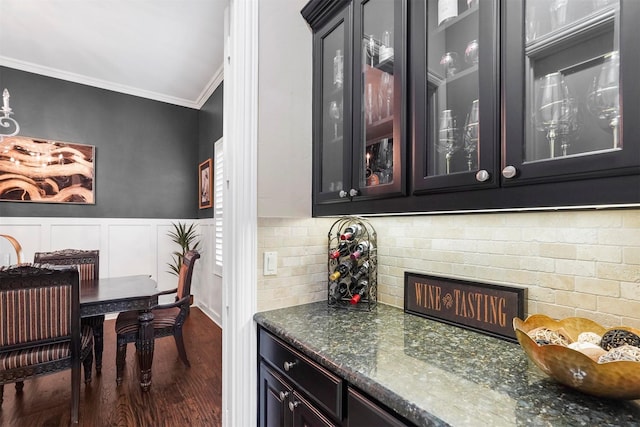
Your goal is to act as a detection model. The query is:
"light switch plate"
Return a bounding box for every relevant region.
[263,251,277,275]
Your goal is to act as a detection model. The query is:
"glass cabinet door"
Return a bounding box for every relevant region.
[313,7,352,204]
[412,0,499,194]
[503,0,640,185]
[352,0,406,200]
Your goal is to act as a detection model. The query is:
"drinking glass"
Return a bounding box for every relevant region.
[550,0,568,30]
[465,40,479,65]
[535,72,578,157]
[380,30,393,62]
[437,110,459,174]
[587,51,620,149]
[365,83,375,125]
[463,100,479,171]
[329,101,341,139]
[333,49,343,88]
[365,34,376,67]
[440,52,459,78]
[380,72,393,118]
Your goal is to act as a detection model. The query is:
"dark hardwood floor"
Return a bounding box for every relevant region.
[0,307,222,427]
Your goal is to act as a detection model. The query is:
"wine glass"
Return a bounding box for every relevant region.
[365,34,376,67]
[365,83,376,125]
[380,72,393,118]
[465,40,479,65]
[440,52,459,78]
[437,110,459,174]
[329,101,340,139]
[534,72,578,158]
[550,0,568,31]
[463,100,479,171]
[587,51,620,149]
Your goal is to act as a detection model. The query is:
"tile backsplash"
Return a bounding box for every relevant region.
[257,209,640,329]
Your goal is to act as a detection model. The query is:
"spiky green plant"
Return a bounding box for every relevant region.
[167,222,201,276]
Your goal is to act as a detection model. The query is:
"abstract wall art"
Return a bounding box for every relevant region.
[0,135,95,204]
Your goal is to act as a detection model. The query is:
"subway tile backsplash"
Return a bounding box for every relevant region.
[257,209,640,329]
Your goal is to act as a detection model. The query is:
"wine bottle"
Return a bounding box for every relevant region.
[350,240,374,260]
[438,0,458,25]
[329,281,351,304]
[340,223,364,241]
[329,241,354,260]
[329,259,355,281]
[350,261,370,284]
[350,280,369,305]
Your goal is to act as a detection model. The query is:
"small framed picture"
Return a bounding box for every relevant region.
[199,158,213,209]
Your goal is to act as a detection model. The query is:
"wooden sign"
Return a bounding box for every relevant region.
[404,272,525,342]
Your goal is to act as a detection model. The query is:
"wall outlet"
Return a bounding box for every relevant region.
[263,251,277,275]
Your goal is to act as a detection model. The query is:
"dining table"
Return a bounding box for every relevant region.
[80,275,159,391]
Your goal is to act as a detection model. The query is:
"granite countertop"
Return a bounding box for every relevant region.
[254,301,640,427]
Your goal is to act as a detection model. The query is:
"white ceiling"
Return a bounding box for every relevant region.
[0,0,228,109]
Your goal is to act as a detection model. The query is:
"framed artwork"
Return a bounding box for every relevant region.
[0,135,95,204]
[199,158,212,209]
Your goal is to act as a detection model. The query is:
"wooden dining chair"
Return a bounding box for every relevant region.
[0,264,94,425]
[115,250,200,385]
[33,249,104,374]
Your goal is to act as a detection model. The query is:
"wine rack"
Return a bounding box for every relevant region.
[327,216,377,311]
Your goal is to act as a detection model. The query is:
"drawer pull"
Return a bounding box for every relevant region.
[283,360,297,371]
[288,400,299,412]
[279,391,289,400]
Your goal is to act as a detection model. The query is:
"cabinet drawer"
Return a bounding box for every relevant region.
[347,387,412,427]
[259,328,343,420]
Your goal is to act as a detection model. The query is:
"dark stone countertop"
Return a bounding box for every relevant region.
[254,301,640,427]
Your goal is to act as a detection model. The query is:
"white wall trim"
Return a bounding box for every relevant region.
[222,1,259,426]
[0,216,220,324]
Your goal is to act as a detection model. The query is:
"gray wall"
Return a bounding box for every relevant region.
[198,82,224,219]
[0,66,204,219]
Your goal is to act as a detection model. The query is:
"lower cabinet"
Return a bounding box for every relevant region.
[259,363,336,427]
[346,387,409,427]
[258,327,414,427]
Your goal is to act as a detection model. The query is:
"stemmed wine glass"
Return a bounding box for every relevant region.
[437,110,459,174]
[329,101,341,140]
[587,51,620,149]
[380,72,393,118]
[365,34,376,67]
[463,100,479,171]
[534,72,578,158]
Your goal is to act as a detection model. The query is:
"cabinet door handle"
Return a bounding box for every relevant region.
[339,190,348,198]
[475,169,490,182]
[278,391,289,400]
[349,188,359,197]
[502,165,517,179]
[288,400,299,412]
[283,360,297,371]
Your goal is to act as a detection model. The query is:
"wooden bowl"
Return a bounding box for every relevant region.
[513,314,640,400]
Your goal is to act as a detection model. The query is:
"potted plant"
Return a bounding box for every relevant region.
[167,222,201,277]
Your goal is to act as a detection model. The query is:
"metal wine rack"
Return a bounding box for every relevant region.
[327,216,377,311]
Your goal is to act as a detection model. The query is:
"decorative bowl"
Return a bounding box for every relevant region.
[513,314,640,400]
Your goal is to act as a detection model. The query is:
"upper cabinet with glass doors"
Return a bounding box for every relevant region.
[502,0,640,186]
[412,0,500,194]
[304,0,407,210]
[304,0,639,216]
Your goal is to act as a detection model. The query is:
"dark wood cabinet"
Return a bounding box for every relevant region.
[258,328,342,427]
[501,0,640,186]
[346,387,410,427]
[258,327,416,427]
[305,0,408,213]
[304,0,640,217]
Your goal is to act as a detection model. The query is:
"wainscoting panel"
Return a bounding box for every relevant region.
[0,217,220,326]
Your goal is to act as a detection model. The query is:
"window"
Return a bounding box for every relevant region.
[214,138,224,277]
